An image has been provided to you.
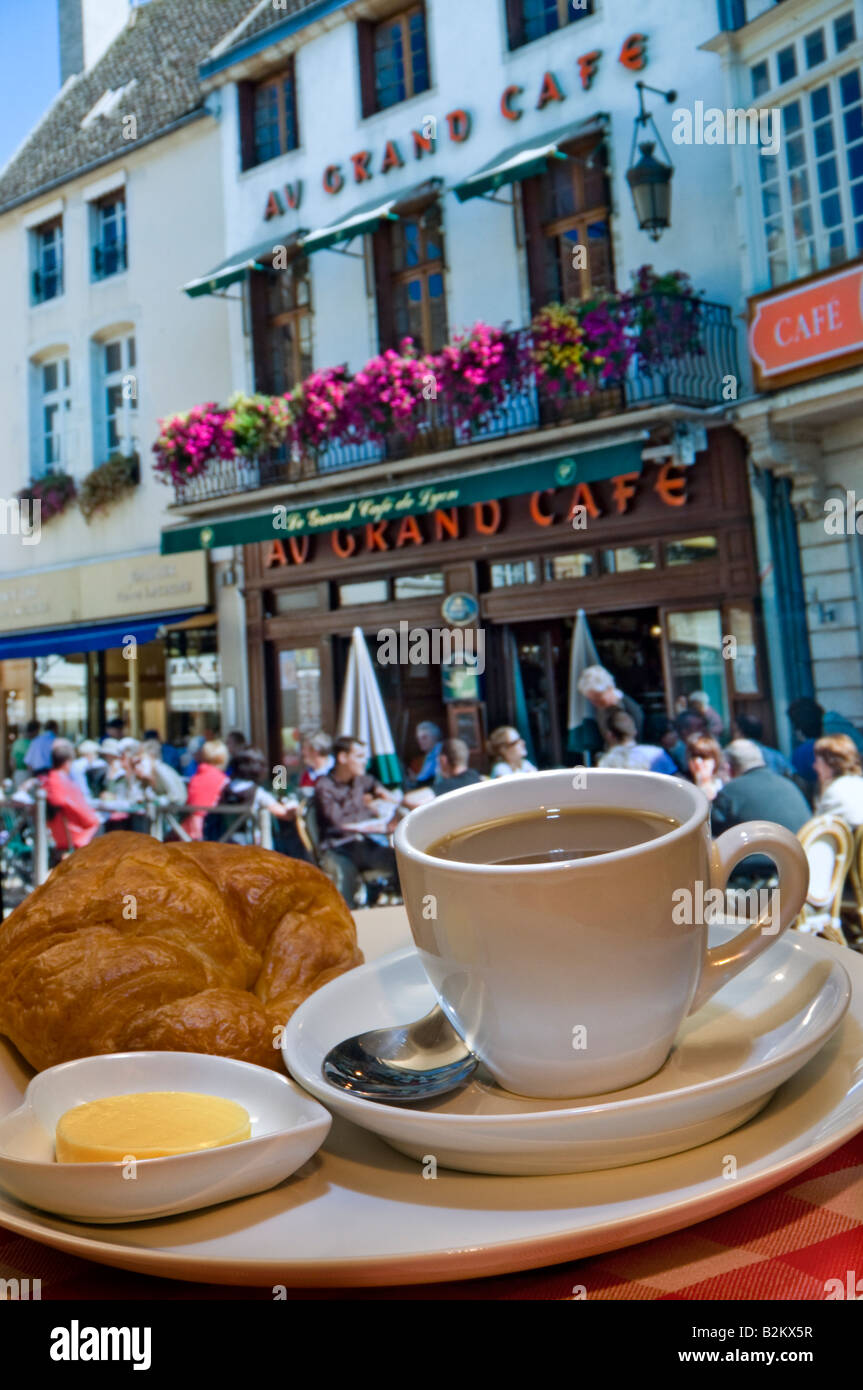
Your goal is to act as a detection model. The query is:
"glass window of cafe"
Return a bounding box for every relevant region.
[1,627,220,746]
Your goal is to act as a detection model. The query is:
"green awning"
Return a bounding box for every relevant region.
[300,180,443,254]
[453,117,607,203]
[183,232,306,298]
[300,192,402,254]
[160,438,644,555]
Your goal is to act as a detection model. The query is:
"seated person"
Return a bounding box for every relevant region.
[183,739,229,840]
[131,739,188,806]
[434,738,483,796]
[598,711,679,774]
[711,740,811,880]
[686,733,726,802]
[314,737,400,900]
[68,739,104,804]
[488,726,537,777]
[411,722,443,786]
[814,734,863,827]
[204,747,296,845]
[40,739,101,852]
[299,731,334,793]
[655,719,689,776]
[732,713,793,779]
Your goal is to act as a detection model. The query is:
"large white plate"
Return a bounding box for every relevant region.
[284,931,851,1175]
[0,931,860,1287]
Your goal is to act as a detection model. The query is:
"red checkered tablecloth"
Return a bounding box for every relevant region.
[2,1131,861,1300]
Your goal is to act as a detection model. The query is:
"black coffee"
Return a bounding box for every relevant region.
[427,807,677,866]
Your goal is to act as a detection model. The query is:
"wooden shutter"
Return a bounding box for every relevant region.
[357,20,377,118]
[248,270,273,393]
[520,176,548,317]
[238,81,256,171]
[287,54,299,150]
[372,225,395,350]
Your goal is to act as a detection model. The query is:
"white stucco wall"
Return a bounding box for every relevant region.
[0,115,234,577]
[214,0,742,391]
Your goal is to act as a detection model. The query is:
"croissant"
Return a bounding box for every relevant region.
[0,832,363,1072]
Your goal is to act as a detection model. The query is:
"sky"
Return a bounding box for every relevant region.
[0,0,61,171]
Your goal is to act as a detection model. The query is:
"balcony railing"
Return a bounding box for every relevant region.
[171,298,739,507]
[92,240,128,279]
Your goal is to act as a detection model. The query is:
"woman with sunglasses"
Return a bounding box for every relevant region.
[487,726,537,778]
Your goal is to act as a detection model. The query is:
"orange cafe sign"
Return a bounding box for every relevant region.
[263,33,648,220]
[749,262,863,390]
[262,466,688,570]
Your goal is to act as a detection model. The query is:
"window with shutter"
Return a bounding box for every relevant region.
[506,0,594,52]
[374,202,447,352]
[359,5,430,115]
[522,143,612,309]
[239,60,299,170]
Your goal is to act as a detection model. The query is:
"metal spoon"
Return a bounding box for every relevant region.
[322,1005,478,1103]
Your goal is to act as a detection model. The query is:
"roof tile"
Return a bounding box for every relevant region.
[0,0,255,213]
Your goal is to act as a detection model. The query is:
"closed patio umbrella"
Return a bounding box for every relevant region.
[337,627,403,786]
[567,608,603,761]
[503,627,537,767]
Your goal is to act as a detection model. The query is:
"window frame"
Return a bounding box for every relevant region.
[31,217,64,305]
[36,354,72,477]
[506,0,595,53]
[263,259,313,394]
[100,333,137,460]
[758,61,863,286]
[91,191,127,281]
[389,204,447,353]
[241,57,300,171]
[522,142,613,313]
[373,196,448,353]
[358,4,430,117]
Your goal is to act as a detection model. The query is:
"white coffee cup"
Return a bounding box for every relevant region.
[394,769,809,1098]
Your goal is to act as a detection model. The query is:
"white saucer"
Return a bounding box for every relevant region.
[0,1052,331,1223]
[0,932,859,1286]
[284,928,851,1175]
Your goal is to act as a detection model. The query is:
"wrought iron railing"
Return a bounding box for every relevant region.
[171,299,740,506]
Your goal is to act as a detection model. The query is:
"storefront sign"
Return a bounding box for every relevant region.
[262,463,688,570]
[164,441,645,555]
[441,593,480,627]
[263,33,648,218]
[0,552,208,634]
[749,261,863,389]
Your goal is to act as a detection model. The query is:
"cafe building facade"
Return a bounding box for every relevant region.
[709,0,863,727]
[162,0,788,770]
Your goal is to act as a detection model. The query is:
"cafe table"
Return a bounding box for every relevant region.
[1,908,861,1301]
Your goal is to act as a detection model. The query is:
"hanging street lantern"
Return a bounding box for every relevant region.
[626,81,677,241]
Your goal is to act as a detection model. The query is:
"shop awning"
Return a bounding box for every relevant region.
[0,610,206,660]
[300,180,442,255]
[160,437,644,555]
[156,613,217,634]
[452,117,607,203]
[183,232,306,298]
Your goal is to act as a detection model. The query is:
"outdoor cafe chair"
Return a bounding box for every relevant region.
[795,814,854,946]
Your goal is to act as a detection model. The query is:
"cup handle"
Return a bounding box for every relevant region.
[686,820,810,1016]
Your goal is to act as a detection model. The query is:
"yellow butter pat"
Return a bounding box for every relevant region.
[55,1091,251,1163]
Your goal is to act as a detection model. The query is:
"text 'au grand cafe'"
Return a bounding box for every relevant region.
[166,427,770,773]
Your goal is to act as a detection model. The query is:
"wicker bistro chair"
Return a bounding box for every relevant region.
[296,798,400,908]
[795,814,855,946]
[846,824,863,943]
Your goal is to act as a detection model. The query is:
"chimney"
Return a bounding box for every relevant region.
[58,0,132,82]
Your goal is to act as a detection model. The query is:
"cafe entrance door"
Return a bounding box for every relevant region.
[506,608,666,769]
